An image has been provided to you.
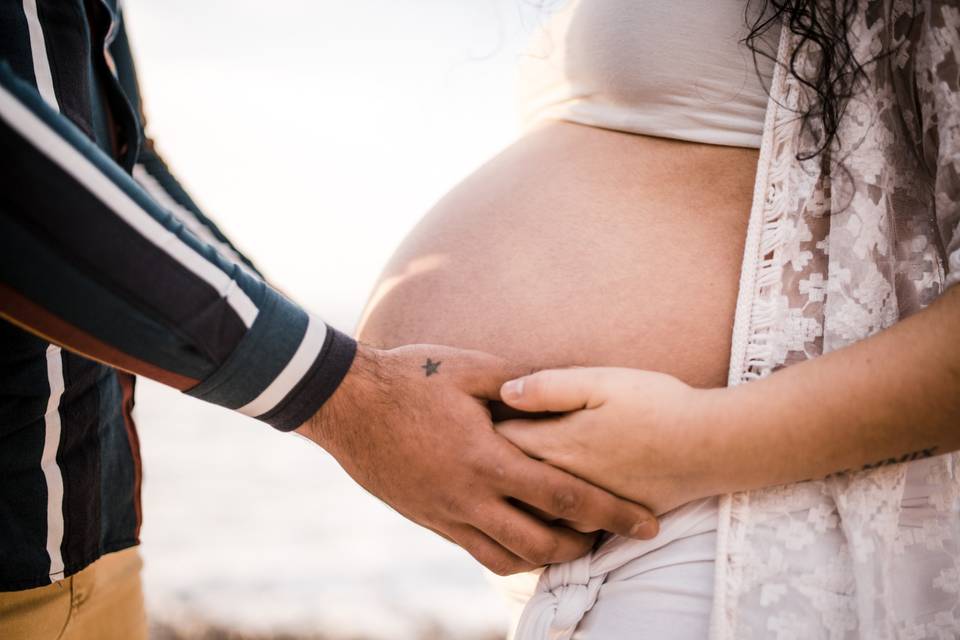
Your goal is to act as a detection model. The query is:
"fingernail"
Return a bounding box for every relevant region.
[629,519,659,539]
[501,378,524,400]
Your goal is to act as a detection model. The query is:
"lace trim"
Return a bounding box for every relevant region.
[711,20,798,640]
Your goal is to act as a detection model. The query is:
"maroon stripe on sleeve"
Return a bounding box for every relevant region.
[0,283,200,390]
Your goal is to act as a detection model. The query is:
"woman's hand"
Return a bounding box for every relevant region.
[494,367,726,516]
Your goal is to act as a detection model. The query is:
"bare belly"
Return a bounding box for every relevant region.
[357,121,757,389]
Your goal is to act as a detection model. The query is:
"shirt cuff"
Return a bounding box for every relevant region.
[185,285,357,431]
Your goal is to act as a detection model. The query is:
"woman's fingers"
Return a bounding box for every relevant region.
[469,501,598,568]
[500,367,606,413]
[496,449,659,540]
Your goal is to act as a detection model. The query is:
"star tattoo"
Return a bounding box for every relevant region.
[421,358,441,377]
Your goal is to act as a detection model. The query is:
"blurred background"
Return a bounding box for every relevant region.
[121,1,552,638]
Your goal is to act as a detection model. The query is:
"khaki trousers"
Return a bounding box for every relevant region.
[0,547,147,640]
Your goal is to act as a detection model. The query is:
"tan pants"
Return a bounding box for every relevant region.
[0,547,147,640]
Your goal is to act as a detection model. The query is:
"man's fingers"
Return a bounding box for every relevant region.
[446,524,538,576]
[507,498,571,528]
[499,368,604,413]
[470,501,597,567]
[456,351,535,401]
[509,498,605,535]
[500,454,659,540]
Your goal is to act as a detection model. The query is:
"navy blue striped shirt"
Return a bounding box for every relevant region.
[0,0,356,590]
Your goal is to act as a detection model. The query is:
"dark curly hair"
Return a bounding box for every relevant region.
[742,0,918,162]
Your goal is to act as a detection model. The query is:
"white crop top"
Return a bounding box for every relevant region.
[517,0,782,149]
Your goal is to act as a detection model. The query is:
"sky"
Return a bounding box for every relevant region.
[120,1,557,636]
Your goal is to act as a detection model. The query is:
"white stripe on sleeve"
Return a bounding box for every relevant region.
[21,0,58,111]
[24,0,66,584]
[41,345,66,583]
[132,164,258,278]
[0,84,260,328]
[236,313,329,418]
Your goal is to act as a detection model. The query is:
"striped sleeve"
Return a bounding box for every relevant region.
[0,62,356,431]
[132,147,264,280]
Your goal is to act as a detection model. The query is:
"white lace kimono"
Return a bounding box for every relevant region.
[713,1,960,637]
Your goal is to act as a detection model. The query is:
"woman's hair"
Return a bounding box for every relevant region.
[742,0,917,162]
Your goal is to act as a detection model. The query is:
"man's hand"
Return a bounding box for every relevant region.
[295,344,659,576]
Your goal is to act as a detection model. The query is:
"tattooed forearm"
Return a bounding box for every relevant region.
[421,358,441,377]
[820,447,939,480]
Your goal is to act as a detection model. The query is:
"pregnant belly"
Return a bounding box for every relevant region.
[357,121,757,389]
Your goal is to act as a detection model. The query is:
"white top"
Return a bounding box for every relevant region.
[517,0,781,148]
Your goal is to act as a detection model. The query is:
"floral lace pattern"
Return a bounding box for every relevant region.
[715,2,960,639]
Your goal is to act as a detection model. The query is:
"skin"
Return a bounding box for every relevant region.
[357,120,761,571]
[495,285,960,515]
[356,121,759,388]
[295,343,658,576]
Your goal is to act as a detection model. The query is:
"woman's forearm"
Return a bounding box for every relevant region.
[713,284,960,494]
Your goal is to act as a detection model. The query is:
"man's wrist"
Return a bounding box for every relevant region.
[296,343,385,449]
